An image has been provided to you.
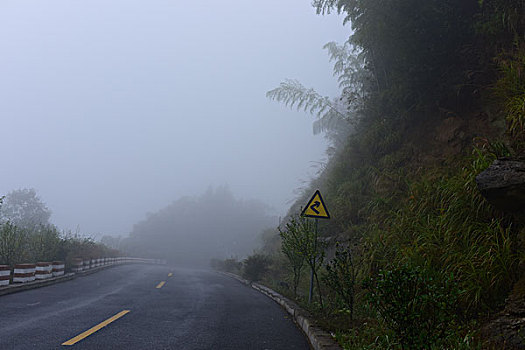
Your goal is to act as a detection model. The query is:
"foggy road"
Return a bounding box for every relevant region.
[0,264,310,349]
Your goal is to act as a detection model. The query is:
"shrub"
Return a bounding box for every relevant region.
[364,264,461,349]
[28,225,61,262]
[0,222,27,265]
[242,253,270,282]
[323,242,356,319]
[210,257,242,273]
[0,222,118,269]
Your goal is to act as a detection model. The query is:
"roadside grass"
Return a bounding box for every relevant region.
[254,145,522,348]
[363,149,520,315]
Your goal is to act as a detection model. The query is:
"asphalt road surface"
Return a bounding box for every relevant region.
[0,264,311,349]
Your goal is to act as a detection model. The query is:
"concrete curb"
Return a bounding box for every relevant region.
[219,271,342,350]
[0,273,76,296]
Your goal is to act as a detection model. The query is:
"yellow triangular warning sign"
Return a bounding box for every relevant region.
[301,190,330,219]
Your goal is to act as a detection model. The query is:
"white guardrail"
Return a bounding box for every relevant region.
[0,257,166,287]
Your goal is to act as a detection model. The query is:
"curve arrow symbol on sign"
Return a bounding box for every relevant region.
[310,201,321,214]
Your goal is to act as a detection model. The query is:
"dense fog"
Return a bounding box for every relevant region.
[0,1,347,262]
[0,1,346,240]
[120,186,276,266]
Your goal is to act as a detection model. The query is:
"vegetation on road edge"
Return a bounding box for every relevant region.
[0,191,118,271]
[216,0,524,348]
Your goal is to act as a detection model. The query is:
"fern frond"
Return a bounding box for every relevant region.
[312,0,340,15]
[324,41,368,91]
[267,39,369,141]
[266,79,347,120]
[313,109,343,135]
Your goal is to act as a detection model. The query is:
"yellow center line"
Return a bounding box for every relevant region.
[62,310,130,346]
[156,281,166,289]
[168,272,173,277]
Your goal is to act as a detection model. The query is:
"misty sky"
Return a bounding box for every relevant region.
[0,1,348,237]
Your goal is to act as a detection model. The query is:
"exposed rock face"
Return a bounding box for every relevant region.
[476,159,525,212]
[483,278,525,349]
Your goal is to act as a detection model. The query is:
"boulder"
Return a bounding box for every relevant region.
[476,159,525,212]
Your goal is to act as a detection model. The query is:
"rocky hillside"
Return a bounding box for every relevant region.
[260,1,525,348]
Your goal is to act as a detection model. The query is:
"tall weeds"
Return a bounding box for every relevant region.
[364,149,519,313]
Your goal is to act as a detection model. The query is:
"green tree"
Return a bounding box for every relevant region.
[302,218,325,307]
[280,215,325,306]
[279,217,307,297]
[314,0,480,112]
[0,188,51,232]
[100,235,123,251]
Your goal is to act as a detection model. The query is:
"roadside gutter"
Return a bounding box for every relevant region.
[219,271,342,350]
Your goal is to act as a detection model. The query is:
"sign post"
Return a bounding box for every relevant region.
[300,190,330,304]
